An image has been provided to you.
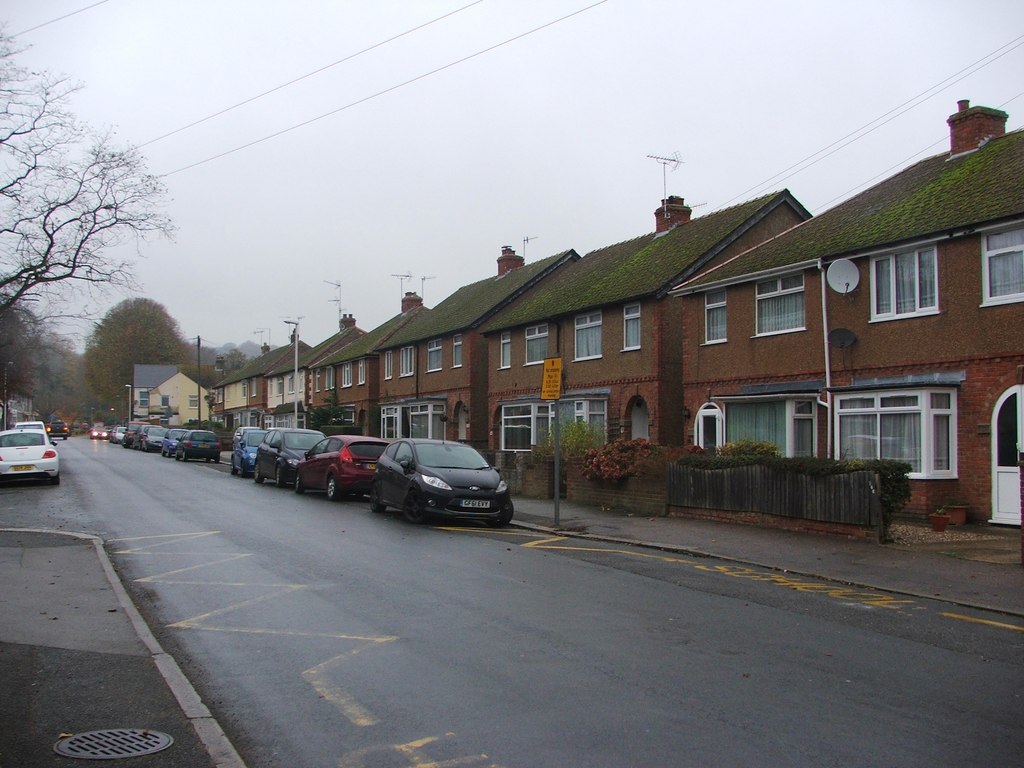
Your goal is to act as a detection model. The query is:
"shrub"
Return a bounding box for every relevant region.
[531,420,605,462]
[718,439,780,457]
[581,439,662,482]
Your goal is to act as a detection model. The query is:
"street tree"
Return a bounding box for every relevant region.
[83,298,189,406]
[0,34,172,316]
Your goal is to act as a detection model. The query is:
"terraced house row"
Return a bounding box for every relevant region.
[212,100,1023,526]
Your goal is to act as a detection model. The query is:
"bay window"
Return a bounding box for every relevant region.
[501,403,553,451]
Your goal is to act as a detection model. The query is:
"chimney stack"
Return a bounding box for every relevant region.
[948,99,1008,156]
[655,196,692,233]
[339,313,356,330]
[401,291,423,313]
[261,343,270,355]
[497,245,524,276]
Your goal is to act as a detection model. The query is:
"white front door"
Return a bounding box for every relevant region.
[991,387,1022,525]
[631,401,650,440]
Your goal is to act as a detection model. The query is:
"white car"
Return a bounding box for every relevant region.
[0,428,60,485]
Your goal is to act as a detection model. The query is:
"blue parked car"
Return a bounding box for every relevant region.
[160,428,189,458]
[230,429,267,478]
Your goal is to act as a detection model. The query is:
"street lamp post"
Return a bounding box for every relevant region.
[284,319,300,428]
[125,383,132,424]
[3,361,12,430]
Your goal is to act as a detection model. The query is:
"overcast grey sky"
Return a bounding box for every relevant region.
[4,0,1023,350]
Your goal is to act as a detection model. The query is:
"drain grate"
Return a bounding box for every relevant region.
[53,728,174,760]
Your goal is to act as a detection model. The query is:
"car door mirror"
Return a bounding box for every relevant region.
[398,457,413,473]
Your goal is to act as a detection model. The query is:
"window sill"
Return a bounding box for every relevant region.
[620,346,640,353]
[701,339,727,346]
[981,293,1024,308]
[573,355,603,362]
[869,308,940,323]
[752,327,806,339]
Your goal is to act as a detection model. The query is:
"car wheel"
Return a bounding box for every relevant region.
[488,500,514,528]
[182,452,189,462]
[326,474,341,502]
[274,465,286,488]
[369,482,387,513]
[294,473,306,494]
[230,458,238,475]
[402,490,429,524]
[254,464,265,484]
[174,451,181,461]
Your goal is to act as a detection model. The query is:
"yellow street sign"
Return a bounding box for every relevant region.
[541,357,562,400]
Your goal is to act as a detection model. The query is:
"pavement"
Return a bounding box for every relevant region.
[2,497,1021,768]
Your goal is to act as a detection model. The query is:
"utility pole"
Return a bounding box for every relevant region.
[284,319,301,427]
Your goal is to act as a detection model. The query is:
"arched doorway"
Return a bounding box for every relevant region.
[630,398,650,440]
[695,403,723,452]
[991,386,1022,525]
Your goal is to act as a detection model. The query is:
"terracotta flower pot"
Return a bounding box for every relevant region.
[944,505,968,526]
[929,513,950,532]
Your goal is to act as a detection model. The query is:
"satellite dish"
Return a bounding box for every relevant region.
[828,328,857,348]
[826,259,860,294]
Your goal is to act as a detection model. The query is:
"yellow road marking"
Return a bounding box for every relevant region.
[168,584,304,628]
[134,553,252,582]
[941,612,1024,632]
[303,639,398,727]
[109,531,222,552]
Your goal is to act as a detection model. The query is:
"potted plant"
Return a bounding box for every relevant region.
[929,508,950,532]
[941,499,969,526]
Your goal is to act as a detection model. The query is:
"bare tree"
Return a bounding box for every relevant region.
[0,34,173,314]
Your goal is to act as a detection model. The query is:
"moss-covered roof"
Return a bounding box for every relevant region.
[681,129,1024,288]
[481,191,804,331]
[300,325,363,368]
[318,306,429,366]
[383,250,578,348]
[214,343,308,387]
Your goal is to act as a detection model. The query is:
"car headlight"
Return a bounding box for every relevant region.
[287,458,299,467]
[421,474,452,491]
[496,479,507,493]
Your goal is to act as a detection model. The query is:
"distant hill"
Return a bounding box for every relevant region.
[218,340,262,358]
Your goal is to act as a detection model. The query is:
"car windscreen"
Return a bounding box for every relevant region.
[415,443,488,469]
[349,442,386,460]
[243,431,267,447]
[283,432,324,450]
[148,428,167,438]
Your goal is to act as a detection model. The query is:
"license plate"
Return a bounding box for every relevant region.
[12,465,34,472]
[365,462,376,471]
[461,499,491,509]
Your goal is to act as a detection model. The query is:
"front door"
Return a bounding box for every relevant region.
[991,387,1022,525]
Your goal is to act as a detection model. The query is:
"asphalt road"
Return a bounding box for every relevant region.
[3,438,1022,767]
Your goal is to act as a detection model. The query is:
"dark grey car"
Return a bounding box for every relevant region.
[253,428,325,487]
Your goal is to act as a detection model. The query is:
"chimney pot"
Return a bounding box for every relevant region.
[947,99,1008,155]
[655,196,692,233]
[497,245,524,276]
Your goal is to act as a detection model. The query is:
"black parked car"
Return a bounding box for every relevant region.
[175,430,222,462]
[370,439,513,526]
[253,428,325,487]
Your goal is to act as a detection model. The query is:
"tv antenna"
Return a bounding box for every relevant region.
[325,279,346,324]
[647,152,683,218]
[523,235,538,259]
[253,327,271,346]
[391,272,413,298]
[419,275,435,299]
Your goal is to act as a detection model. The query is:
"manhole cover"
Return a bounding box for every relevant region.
[54,728,173,760]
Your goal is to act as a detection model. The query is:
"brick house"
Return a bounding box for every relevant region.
[303,315,365,412]
[311,298,428,434]
[213,342,308,430]
[672,100,1024,525]
[374,248,578,448]
[481,193,811,451]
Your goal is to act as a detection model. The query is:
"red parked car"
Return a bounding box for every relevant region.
[294,435,389,501]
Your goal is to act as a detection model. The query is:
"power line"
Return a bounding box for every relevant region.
[138,0,486,149]
[10,0,111,37]
[712,33,1024,212]
[162,0,610,177]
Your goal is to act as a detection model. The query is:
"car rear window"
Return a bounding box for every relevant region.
[349,443,386,460]
[0,432,46,447]
[243,431,267,447]
[189,431,217,441]
[283,432,324,450]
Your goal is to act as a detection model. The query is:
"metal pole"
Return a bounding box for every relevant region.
[553,404,561,527]
[197,336,202,426]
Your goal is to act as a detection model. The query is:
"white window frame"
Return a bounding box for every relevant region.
[357,359,366,385]
[525,324,548,365]
[835,388,957,479]
[426,339,442,372]
[241,380,248,399]
[705,289,727,344]
[400,346,415,377]
[574,311,603,361]
[384,350,393,380]
[871,247,938,321]
[501,402,553,451]
[314,369,322,392]
[572,398,607,437]
[341,362,352,388]
[982,227,1024,305]
[452,334,463,368]
[622,304,641,351]
[755,274,805,336]
[695,403,724,452]
[723,398,817,457]
[325,366,335,390]
[499,332,511,369]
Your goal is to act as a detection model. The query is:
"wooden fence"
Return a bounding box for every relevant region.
[666,464,880,527]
